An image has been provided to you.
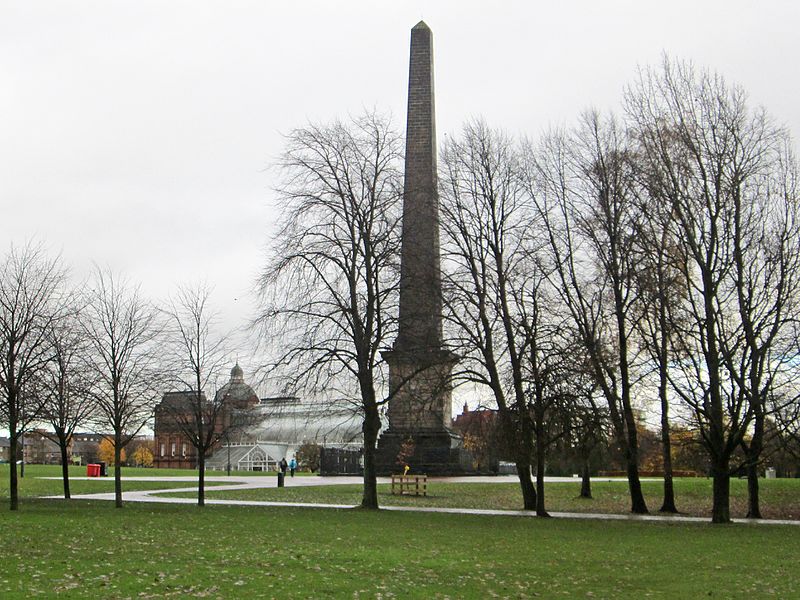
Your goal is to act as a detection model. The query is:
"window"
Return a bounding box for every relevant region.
[171,442,176,456]
[160,443,165,457]
[181,443,186,457]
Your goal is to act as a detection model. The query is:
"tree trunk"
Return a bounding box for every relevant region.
[534,414,549,517]
[535,454,549,517]
[580,459,592,498]
[516,461,536,510]
[745,409,765,519]
[659,378,677,513]
[622,423,648,513]
[711,458,731,524]
[746,460,761,519]
[9,433,19,511]
[625,457,647,513]
[60,441,71,499]
[615,272,647,515]
[198,450,206,507]
[114,432,123,508]
[659,457,677,512]
[360,405,380,510]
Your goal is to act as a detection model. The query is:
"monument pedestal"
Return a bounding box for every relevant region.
[376,428,472,476]
[376,348,473,475]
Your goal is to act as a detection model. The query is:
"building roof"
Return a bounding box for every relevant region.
[245,397,363,446]
[157,390,208,411]
[215,364,259,409]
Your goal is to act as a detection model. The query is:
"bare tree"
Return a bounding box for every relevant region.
[39,311,94,499]
[530,111,650,514]
[725,134,800,518]
[571,401,608,500]
[440,120,576,515]
[161,282,232,506]
[523,320,592,515]
[83,267,163,508]
[257,112,402,509]
[630,188,684,513]
[0,243,69,510]
[624,57,800,522]
[440,120,539,511]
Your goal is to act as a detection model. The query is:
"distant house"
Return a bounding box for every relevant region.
[70,433,105,465]
[0,437,10,463]
[153,391,210,469]
[451,404,502,473]
[22,429,63,464]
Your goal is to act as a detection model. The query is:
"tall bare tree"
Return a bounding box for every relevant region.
[441,120,573,515]
[162,283,232,506]
[440,121,538,511]
[724,134,800,518]
[624,57,800,522]
[0,243,69,510]
[531,111,650,514]
[83,267,163,508]
[257,112,402,509]
[630,189,684,513]
[39,311,94,499]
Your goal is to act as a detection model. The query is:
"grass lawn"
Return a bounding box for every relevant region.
[0,465,230,502]
[0,499,797,598]
[163,477,800,520]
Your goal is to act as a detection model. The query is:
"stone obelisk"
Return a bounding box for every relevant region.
[376,21,465,475]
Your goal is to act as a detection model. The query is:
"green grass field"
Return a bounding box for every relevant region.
[163,477,800,520]
[1,467,799,597]
[0,499,797,599]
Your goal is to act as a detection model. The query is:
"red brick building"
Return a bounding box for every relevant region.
[153,364,259,469]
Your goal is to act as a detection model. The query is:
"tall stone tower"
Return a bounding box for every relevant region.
[376,22,466,475]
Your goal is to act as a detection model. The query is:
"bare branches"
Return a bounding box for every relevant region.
[258,113,402,399]
[257,111,403,509]
[625,55,800,521]
[160,282,235,506]
[441,119,584,514]
[529,111,650,514]
[0,242,69,510]
[82,266,163,507]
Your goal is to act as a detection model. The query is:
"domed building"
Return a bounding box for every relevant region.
[153,363,258,469]
[154,363,364,472]
[215,364,259,410]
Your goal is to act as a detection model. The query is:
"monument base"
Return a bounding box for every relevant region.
[375,429,475,476]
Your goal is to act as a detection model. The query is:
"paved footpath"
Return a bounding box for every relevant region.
[42,475,800,526]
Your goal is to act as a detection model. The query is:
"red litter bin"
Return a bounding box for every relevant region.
[87,464,100,477]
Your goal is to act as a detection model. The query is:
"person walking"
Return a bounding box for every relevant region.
[289,457,297,477]
[279,457,288,476]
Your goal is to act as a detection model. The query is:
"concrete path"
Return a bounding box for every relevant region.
[42,474,800,526]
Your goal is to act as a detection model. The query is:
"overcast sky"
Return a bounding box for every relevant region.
[2,1,798,381]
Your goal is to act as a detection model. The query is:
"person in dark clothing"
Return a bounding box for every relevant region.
[279,457,288,475]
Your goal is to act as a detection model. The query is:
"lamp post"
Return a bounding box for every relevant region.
[226,435,231,477]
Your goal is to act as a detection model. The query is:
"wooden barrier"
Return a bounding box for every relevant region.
[391,474,428,496]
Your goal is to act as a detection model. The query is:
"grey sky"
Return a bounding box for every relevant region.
[2,0,798,350]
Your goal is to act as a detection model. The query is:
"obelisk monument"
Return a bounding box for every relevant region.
[376,21,465,475]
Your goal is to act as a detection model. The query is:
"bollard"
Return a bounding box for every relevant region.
[277,471,285,488]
